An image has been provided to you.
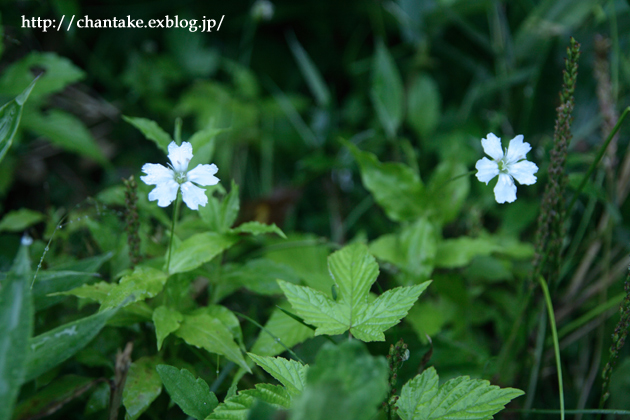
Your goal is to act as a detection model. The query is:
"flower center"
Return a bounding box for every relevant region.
[497,158,509,173]
[174,171,188,184]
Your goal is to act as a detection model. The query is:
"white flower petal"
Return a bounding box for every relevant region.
[180,181,208,210]
[505,135,531,163]
[141,163,174,185]
[494,173,517,203]
[510,160,538,185]
[481,133,504,160]
[475,157,500,184]
[148,179,179,207]
[168,141,193,173]
[187,164,220,186]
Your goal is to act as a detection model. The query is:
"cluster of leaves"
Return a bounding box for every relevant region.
[2,0,630,419]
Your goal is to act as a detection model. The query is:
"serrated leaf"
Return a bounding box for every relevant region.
[169,232,238,275]
[153,306,183,351]
[0,77,37,164]
[156,364,218,420]
[344,140,425,222]
[291,340,389,420]
[245,384,291,408]
[247,354,307,396]
[23,109,108,165]
[206,392,255,420]
[0,243,33,420]
[371,40,404,138]
[397,367,524,420]
[124,116,172,153]
[232,221,286,238]
[278,243,430,341]
[174,313,250,373]
[123,356,162,420]
[24,307,119,382]
[100,266,168,311]
[0,208,44,232]
[0,52,83,98]
[250,305,314,357]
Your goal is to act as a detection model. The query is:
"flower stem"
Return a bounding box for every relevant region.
[166,192,181,274]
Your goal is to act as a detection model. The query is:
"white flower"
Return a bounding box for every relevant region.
[141,141,219,210]
[475,133,538,203]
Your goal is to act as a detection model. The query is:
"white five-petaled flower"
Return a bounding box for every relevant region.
[141,141,219,210]
[475,133,538,204]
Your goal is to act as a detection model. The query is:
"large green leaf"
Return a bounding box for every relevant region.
[396,367,524,420]
[156,364,218,420]
[0,242,34,420]
[247,354,307,397]
[0,208,44,232]
[100,266,168,311]
[221,259,300,296]
[169,232,238,275]
[23,109,108,165]
[174,313,250,372]
[425,160,470,226]
[371,40,404,138]
[290,340,389,420]
[406,73,441,139]
[344,140,425,222]
[206,384,291,420]
[369,217,437,284]
[278,243,430,341]
[123,356,162,420]
[249,304,314,357]
[0,52,83,98]
[23,307,119,382]
[199,182,240,233]
[0,77,37,164]
[434,237,498,269]
[123,115,172,153]
[152,306,183,351]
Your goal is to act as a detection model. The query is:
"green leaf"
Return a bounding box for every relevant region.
[369,217,437,284]
[169,232,238,275]
[245,384,291,408]
[152,306,183,351]
[250,305,314,357]
[278,243,430,341]
[174,313,250,372]
[192,305,245,348]
[344,140,425,222]
[232,221,286,238]
[406,74,441,139]
[13,375,97,420]
[291,340,389,420]
[0,52,83,98]
[207,384,291,420]
[0,208,44,232]
[425,160,470,226]
[23,109,108,165]
[371,40,404,138]
[0,77,37,164]
[287,32,330,107]
[123,115,173,153]
[396,367,524,420]
[248,354,307,397]
[199,182,240,233]
[434,237,499,269]
[53,281,114,303]
[23,307,119,382]
[188,127,225,168]
[0,242,34,420]
[123,356,162,420]
[156,364,218,420]
[100,266,168,311]
[222,259,300,296]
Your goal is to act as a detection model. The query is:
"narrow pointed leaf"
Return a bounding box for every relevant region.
[123,116,172,153]
[0,243,33,419]
[247,354,307,396]
[232,221,286,238]
[250,305,314,357]
[0,77,37,164]
[371,40,404,138]
[156,364,218,420]
[152,306,183,351]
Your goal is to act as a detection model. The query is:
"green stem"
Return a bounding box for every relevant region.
[539,275,564,420]
[166,192,181,274]
[567,106,630,214]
